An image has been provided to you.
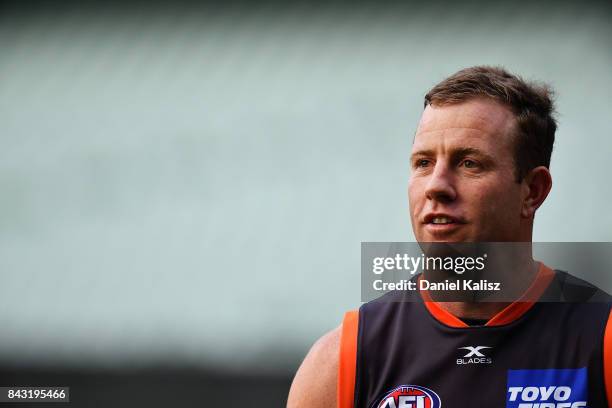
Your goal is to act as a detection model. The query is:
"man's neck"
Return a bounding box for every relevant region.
[435,258,540,321]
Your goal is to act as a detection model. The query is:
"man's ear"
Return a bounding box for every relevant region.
[521,166,553,219]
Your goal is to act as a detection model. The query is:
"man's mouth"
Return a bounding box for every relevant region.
[422,214,466,237]
[424,214,464,225]
[431,216,454,224]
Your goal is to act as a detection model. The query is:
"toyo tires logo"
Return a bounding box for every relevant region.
[375,385,442,408]
[506,368,587,408]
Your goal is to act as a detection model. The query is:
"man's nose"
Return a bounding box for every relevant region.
[424,162,457,203]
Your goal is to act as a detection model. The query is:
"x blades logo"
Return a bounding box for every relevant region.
[459,346,491,357]
[456,345,493,365]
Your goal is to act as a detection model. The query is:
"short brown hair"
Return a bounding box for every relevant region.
[424,66,556,181]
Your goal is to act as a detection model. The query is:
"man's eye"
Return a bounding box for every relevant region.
[462,159,478,168]
[416,159,430,168]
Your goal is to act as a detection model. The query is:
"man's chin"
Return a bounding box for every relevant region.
[417,223,474,242]
[417,232,471,243]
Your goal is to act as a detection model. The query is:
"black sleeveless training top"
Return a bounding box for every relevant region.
[338,264,612,408]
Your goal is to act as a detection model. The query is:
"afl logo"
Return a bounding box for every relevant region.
[374,385,442,408]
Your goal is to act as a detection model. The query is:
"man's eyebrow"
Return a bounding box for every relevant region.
[410,147,494,160]
[451,147,491,159]
[410,149,435,160]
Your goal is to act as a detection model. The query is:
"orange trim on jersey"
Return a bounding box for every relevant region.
[337,310,359,408]
[485,263,554,326]
[604,309,612,406]
[420,282,469,328]
[420,262,555,328]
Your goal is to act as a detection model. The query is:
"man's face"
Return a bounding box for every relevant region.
[409,98,526,242]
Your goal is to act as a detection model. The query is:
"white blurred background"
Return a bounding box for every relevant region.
[1,0,611,382]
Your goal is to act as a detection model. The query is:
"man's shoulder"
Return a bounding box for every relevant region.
[304,326,342,363]
[287,326,341,408]
[545,270,612,303]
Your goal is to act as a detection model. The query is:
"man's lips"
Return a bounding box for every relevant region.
[422,213,466,225]
[421,213,467,236]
